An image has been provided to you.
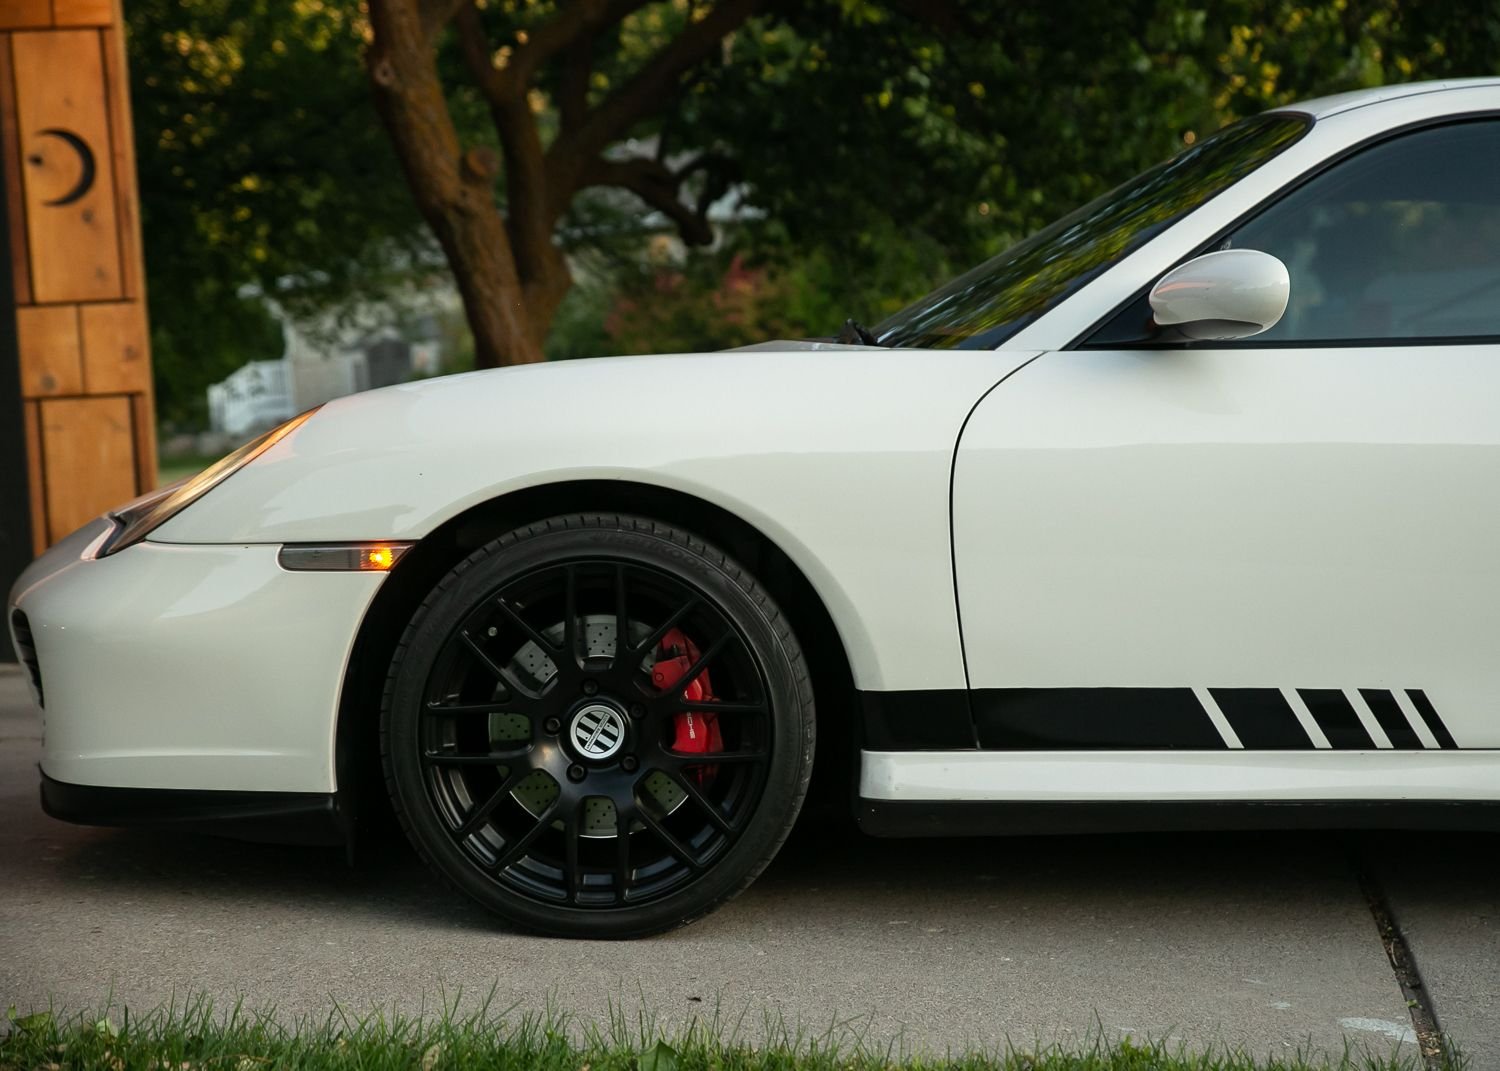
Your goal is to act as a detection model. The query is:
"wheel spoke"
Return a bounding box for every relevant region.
[561,566,580,670]
[660,768,733,834]
[631,595,699,656]
[563,802,583,904]
[674,700,767,715]
[658,632,732,698]
[634,800,704,873]
[665,748,767,766]
[613,565,629,667]
[459,629,543,701]
[424,746,532,766]
[424,700,508,716]
[614,805,633,903]
[495,597,560,654]
[491,798,561,874]
[453,766,529,840]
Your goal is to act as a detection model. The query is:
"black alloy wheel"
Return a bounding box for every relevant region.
[382,514,815,938]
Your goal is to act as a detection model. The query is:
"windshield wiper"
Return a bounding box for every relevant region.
[836,318,882,346]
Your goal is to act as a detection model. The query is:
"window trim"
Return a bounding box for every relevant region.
[1071,109,1500,351]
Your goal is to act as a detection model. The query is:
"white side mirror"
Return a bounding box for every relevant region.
[1148,249,1289,341]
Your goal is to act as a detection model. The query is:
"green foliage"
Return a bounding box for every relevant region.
[131,0,1500,421]
[0,998,1456,1071]
[128,0,431,426]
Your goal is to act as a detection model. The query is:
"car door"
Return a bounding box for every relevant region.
[951,117,1500,769]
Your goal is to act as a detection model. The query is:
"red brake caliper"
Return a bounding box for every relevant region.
[650,627,723,784]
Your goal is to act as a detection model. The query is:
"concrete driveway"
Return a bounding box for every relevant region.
[2,667,1494,1063]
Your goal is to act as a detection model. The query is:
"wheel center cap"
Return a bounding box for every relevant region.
[569,702,627,761]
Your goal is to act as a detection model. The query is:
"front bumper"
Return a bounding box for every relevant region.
[40,770,345,845]
[7,520,385,795]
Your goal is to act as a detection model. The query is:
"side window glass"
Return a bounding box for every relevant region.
[1226,120,1500,342]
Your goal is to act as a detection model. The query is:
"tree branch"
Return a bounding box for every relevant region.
[546,0,761,198]
[416,0,469,41]
[581,155,725,246]
[454,1,566,294]
[366,0,544,366]
[495,0,653,101]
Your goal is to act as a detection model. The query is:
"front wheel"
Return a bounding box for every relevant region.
[382,514,815,938]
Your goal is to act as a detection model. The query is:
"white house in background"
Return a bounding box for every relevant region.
[208,297,449,436]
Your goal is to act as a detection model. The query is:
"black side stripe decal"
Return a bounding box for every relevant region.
[1209,689,1310,749]
[1298,689,1374,750]
[861,687,1463,751]
[1361,689,1424,749]
[1408,689,1458,749]
[972,688,1226,750]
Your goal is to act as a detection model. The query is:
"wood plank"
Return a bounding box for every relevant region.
[101,25,143,301]
[23,399,45,554]
[0,34,32,305]
[0,2,53,31]
[12,29,122,303]
[38,395,135,539]
[129,389,156,493]
[53,0,113,27]
[79,299,147,393]
[16,302,82,396]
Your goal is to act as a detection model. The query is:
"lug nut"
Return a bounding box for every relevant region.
[544,717,561,734]
[567,764,586,783]
[629,703,646,720]
[621,755,638,773]
[582,679,599,695]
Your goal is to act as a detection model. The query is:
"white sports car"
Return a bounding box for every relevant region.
[10,79,1500,937]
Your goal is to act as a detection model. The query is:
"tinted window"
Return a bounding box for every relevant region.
[1223,120,1500,342]
[873,114,1309,350]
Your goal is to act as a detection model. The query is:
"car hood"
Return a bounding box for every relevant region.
[150,345,1036,545]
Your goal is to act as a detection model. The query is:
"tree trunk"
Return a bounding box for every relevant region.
[366,0,545,368]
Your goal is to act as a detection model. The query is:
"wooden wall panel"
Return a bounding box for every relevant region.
[16,302,81,395]
[101,24,142,300]
[54,0,116,27]
[39,395,136,536]
[0,3,54,31]
[0,34,30,306]
[80,299,146,393]
[23,399,44,555]
[12,30,122,303]
[1,0,156,559]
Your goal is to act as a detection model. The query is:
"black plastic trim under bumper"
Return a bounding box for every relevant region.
[858,798,1500,837]
[40,771,347,846]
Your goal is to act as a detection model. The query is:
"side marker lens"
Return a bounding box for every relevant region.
[278,543,413,572]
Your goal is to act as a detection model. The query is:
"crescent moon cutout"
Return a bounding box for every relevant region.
[36,128,96,207]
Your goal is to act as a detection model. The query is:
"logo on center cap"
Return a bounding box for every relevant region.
[570,703,627,760]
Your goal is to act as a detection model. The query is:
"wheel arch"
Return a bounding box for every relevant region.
[334,479,859,843]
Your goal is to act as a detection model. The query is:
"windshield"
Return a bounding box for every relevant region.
[874,113,1311,349]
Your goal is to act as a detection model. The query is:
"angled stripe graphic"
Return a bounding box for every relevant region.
[1408,690,1457,749]
[1193,687,1243,749]
[1344,688,1393,749]
[1298,689,1374,749]
[1360,689,1423,750]
[1281,688,1332,749]
[1392,689,1441,749]
[1209,688,1310,749]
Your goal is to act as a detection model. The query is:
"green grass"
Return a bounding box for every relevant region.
[0,997,1457,1071]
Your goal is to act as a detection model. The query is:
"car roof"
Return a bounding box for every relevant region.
[1277,77,1500,119]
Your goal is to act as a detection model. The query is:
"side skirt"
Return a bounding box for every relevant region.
[860,798,1500,837]
[40,771,347,846]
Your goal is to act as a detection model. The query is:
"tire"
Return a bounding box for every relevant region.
[381,513,815,938]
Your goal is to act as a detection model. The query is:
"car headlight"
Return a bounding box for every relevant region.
[97,408,320,557]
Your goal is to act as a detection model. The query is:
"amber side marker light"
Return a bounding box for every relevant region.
[278,543,414,572]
